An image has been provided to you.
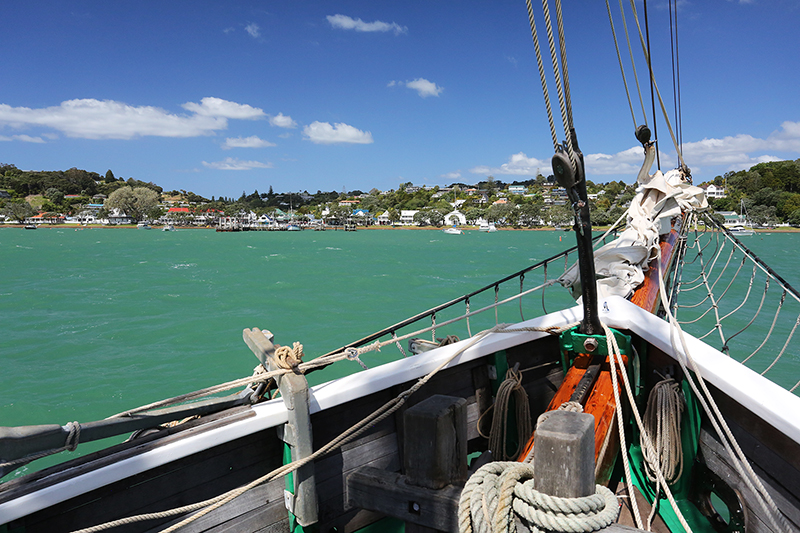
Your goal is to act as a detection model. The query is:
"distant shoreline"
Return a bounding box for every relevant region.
[3,224,799,233]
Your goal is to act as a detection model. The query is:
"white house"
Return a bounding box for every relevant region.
[704,184,727,198]
[508,185,526,195]
[400,210,419,225]
[377,211,390,225]
[443,210,467,226]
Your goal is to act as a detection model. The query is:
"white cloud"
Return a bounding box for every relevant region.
[181,97,265,119]
[327,14,407,35]
[441,171,462,180]
[202,157,273,170]
[584,146,647,175]
[222,136,276,149]
[245,23,261,38]
[405,78,443,98]
[470,121,800,184]
[303,121,373,145]
[0,99,227,139]
[269,112,297,128]
[470,152,550,176]
[0,134,45,143]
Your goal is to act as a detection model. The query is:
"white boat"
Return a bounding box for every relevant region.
[137,223,151,230]
[2,5,799,533]
[162,225,175,232]
[287,223,302,231]
[724,200,755,236]
[478,222,497,232]
[443,226,462,235]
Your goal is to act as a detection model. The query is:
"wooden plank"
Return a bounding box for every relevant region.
[19,428,283,532]
[629,229,679,313]
[699,428,800,532]
[347,467,462,533]
[141,480,286,533]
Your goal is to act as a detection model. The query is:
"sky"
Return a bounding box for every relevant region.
[1,1,799,199]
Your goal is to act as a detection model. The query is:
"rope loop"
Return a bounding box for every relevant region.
[64,421,81,452]
[345,347,369,370]
[274,342,304,373]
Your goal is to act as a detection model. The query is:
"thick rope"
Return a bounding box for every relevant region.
[458,461,619,533]
[274,341,304,371]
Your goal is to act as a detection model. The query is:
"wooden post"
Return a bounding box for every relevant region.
[403,394,467,532]
[243,328,318,527]
[533,410,595,498]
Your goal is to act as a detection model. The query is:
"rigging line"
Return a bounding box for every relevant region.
[553,0,574,126]
[706,213,800,304]
[525,0,559,152]
[617,0,648,125]
[669,0,679,155]
[626,0,688,172]
[761,313,800,376]
[742,289,785,364]
[642,0,660,170]
[674,0,683,150]
[714,260,753,321]
[726,278,770,355]
[657,256,791,532]
[540,0,576,161]
[605,0,637,128]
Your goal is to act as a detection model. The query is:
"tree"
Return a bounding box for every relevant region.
[104,170,116,183]
[429,209,446,227]
[105,186,160,222]
[464,207,485,225]
[44,187,64,205]
[2,200,35,222]
[387,207,400,226]
[548,204,573,227]
[412,211,429,226]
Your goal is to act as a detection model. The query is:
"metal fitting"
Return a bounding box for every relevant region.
[583,337,599,353]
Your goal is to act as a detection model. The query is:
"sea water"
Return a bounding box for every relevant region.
[1,227,798,478]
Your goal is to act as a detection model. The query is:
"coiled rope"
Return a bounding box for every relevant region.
[477,367,532,461]
[640,376,685,530]
[458,462,619,533]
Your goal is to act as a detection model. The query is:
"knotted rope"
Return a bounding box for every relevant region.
[458,462,619,533]
[274,341,304,372]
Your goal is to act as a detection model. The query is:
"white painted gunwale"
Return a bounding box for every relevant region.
[2,297,799,523]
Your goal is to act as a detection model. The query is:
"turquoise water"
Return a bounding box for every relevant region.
[1,227,798,477]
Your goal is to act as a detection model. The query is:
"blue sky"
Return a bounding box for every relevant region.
[1,1,799,198]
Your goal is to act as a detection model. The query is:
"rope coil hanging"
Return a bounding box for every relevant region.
[477,366,532,461]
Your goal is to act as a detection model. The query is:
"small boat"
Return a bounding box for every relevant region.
[443,226,462,235]
[23,224,36,230]
[162,225,175,232]
[287,224,302,231]
[724,200,755,236]
[137,223,151,230]
[478,222,497,232]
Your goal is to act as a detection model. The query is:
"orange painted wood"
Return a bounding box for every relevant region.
[629,229,679,313]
